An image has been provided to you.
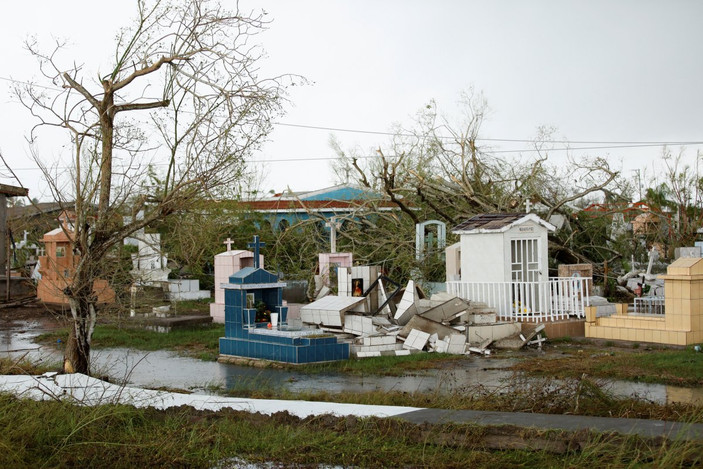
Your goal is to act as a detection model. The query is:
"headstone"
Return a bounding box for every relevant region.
[675,247,701,259]
[557,264,594,295]
[209,240,263,324]
[415,220,446,261]
[124,214,170,285]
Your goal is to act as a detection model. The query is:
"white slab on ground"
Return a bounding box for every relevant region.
[446,334,467,354]
[0,373,421,419]
[403,328,430,351]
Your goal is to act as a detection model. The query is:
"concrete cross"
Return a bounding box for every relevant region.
[325,217,342,254]
[525,199,532,213]
[247,235,265,269]
[223,237,234,252]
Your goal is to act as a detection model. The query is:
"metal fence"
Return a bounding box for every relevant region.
[446,277,591,322]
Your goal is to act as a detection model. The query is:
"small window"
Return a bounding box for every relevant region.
[56,246,66,258]
[63,269,70,278]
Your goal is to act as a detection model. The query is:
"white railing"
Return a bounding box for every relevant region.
[633,296,665,315]
[446,277,590,322]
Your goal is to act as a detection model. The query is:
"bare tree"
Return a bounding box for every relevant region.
[12,0,296,374]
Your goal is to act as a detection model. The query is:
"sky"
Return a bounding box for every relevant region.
[1,1,702,201]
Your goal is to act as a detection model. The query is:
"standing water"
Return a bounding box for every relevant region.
[2,317,702,407]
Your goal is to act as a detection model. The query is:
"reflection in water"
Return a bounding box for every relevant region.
[2,318,702,407]
[667,385,703,406]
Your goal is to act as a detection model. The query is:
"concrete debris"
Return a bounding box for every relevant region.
[419,297,470,323]
[467,338,493,356]
[315,285,331,300]
[393,280,419,325]
[400,315,460,342]
[403,329,430,351]
[494,324,545,350]
[301,296,365,327]
[298,268,546,359]
[344,314,375,336]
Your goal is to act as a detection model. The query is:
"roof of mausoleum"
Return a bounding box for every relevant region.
[452,212,556,234]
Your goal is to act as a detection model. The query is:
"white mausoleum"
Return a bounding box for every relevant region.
[451,213,555,284]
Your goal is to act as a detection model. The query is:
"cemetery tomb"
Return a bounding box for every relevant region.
[219,236,349,364]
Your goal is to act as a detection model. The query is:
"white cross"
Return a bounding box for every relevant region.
[223,238,234,252]
[525,199,532,213]
[325,217,342,254]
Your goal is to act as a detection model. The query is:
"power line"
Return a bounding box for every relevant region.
[273,122,703,147]
[2,74,702,152]
[5,138,700,173]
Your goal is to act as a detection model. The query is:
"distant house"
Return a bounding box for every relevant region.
[240,184,399,231]
[36,212,115,305]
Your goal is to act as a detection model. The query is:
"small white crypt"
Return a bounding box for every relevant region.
[448,212,555,284]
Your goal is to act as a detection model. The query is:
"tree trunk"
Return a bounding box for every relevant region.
[63,293,97,375]
[63,318,89,374]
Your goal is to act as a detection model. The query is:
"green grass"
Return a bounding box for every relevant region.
[512,348,703,386]
[297,352,463,376]
[37,324,224,361]
[0,393,700,468]
[0,356,59,376]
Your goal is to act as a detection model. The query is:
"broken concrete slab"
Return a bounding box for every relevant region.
[435,337,449,353]
[415,298,445,314]
[429,291,455,302]
[494,324,545,350]
[466,322,520,343]
[446,334,467,354]
[352,334,405,356]
[315,285,331,300]
[371,316,392,327]
[360,335,398,347]
[344,314,375,336]
[393,280,418,325]
[300,296,366,327]
[419,297,470,323]
[400,315,460,341]
[467,312,496,325]
[467,338,493,355]
[403,329,430,351]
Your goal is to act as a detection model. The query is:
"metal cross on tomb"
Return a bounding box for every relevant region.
[247,235,265,269]
[325,216,342,254]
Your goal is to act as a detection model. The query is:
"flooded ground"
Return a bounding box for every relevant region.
[2,316,702,407]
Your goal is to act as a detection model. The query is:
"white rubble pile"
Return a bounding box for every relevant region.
[300,275,526,358]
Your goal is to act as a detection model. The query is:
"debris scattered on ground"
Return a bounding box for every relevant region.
[302,272,549,358]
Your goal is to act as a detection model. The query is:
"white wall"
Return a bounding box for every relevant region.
[458,218,551,284]
[460,232,505,283]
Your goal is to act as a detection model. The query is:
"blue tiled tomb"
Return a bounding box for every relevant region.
[219,236,349,364]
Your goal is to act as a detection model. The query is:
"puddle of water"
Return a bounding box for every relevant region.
[2,319,702,407]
